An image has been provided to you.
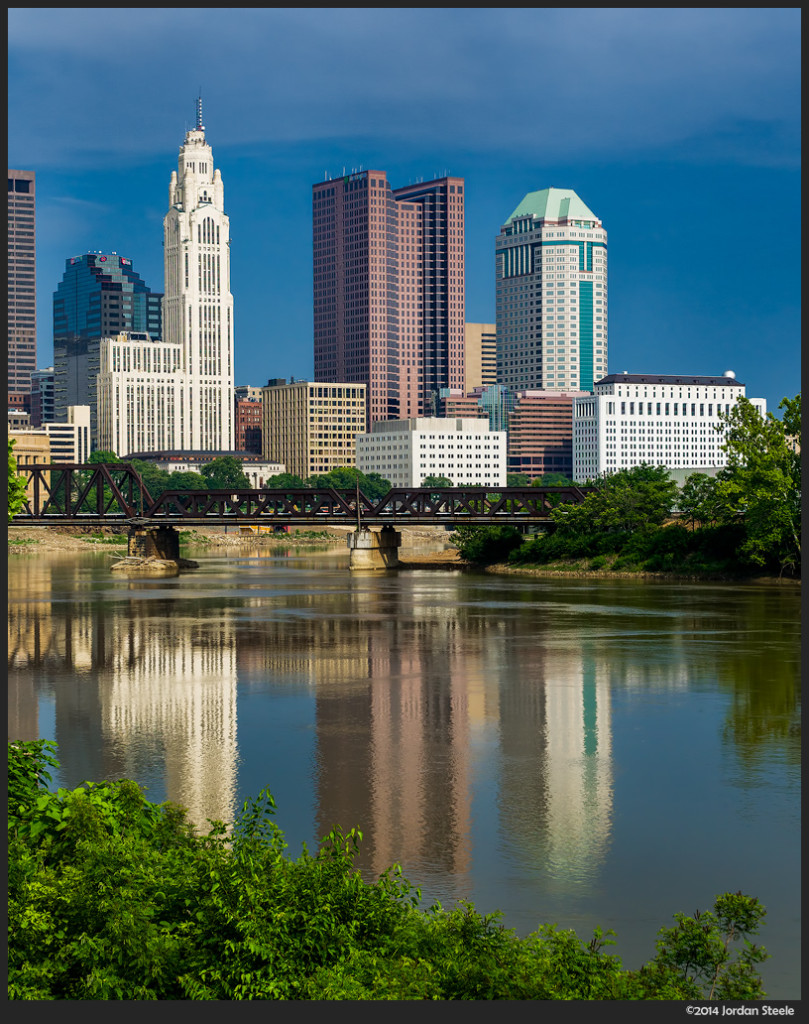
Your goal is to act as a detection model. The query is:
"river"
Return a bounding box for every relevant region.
[7,542,801,998]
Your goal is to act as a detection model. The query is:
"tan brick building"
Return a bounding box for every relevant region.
[261,379,366,480]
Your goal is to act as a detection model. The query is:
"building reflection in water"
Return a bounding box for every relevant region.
[235,575,616,902]
[8,558,237,831]
[495,632,613,895]
[9,557,617,898]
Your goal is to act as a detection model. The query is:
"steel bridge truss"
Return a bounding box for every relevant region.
[12,464,590,527]
[14,463,154,522]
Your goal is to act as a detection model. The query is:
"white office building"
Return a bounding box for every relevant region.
[357,417,507,488]
[496,187,607,393]
[572,372,766,483]
[97,332,185,455]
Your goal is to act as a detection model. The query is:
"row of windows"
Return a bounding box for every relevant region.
[585,401,735,418]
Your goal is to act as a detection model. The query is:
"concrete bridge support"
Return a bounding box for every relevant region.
[347,525,401,570]
[127,525,181,561]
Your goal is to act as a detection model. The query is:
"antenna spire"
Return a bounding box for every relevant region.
[196,92,205,131]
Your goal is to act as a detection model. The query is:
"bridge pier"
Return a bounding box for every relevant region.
[347,525,401,570]
[127,525,181,561]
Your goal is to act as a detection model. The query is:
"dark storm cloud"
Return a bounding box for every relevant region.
[8,7,800,168]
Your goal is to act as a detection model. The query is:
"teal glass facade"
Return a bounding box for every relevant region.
[53,253,162,345]
[578,280,594,392]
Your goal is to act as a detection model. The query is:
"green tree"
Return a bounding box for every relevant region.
[8,439,28,523]
[450,524,524,564]
[677,473,720,529]
[507,473,530,487]
[643,892,768,1000]
[532,473,573,487]
[551,464,678,538]
[306,467,392,500]
[264,472,309,489]
[87,450,121,464]
[200,456,250,490]
[8,741,769,1001]
[130,459,171,497]
[714,396,800,575]
[308,466,363,490]
[361,472,392,501]
[167,470,209,491]
[421,474,453,488]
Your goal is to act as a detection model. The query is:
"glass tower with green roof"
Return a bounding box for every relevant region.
[495,187,607,393]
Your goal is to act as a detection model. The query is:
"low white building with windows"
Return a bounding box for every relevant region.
[572,372,766,483]
[123,450,284,490]
[357,417,507,488]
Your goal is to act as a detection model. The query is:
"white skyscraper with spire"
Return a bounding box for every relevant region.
[97,100,235,455]
[163,97,234,449]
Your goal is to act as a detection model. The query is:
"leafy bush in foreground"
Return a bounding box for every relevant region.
[8,741,768,1000]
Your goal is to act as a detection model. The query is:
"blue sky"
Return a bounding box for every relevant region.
[8,8,801,414]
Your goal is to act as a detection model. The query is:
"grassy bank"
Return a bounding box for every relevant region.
[483,556,800,584]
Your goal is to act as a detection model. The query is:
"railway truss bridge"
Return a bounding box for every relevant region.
[11,463,592,570]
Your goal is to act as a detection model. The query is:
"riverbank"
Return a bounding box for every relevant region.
[6,523,352,554]
[7,523,461,562]
[10,526,795,582]
[482,561,800,585]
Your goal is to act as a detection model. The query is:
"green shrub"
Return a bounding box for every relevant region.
[451,525,524,564]
[8,742,769,1001]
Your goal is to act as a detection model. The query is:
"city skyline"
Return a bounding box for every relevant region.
[8,8,801,416]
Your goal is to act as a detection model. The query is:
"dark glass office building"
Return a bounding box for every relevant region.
[53,252,162,434]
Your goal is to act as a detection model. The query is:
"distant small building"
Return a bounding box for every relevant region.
[507,389,589,480]
[46,405,91,464]
[234,393,262,454]
[7,393,31,414]
[235,385,263,403]
[437,384,585,481]
[125,450,284,489]
[8,404,90,463]
[7,408,32,432]
[30,367,55,426]
[357,416,507,489]
[8,429,50,503]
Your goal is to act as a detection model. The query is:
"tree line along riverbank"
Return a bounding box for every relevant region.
[449,392,800,583]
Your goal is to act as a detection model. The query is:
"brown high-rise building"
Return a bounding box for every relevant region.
[313,170,465,426]
[8,170,36,399]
